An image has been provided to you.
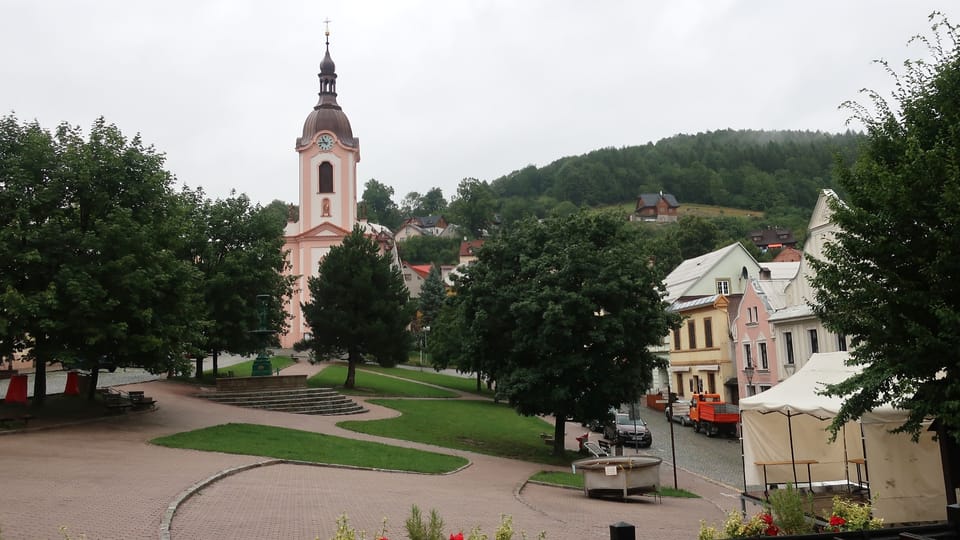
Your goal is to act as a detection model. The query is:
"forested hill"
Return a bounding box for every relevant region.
[490,129,863,211]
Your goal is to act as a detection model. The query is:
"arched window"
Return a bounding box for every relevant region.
[319,162,334,193]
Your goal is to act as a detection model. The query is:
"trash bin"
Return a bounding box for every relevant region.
[614,444,624,456]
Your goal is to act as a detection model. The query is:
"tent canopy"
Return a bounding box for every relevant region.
[740,352,945,524]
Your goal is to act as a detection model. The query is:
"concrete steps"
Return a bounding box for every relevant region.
[197,387,366,416]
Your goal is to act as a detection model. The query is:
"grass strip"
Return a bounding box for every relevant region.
[356,364,494,397]
[307,365,457,398]
[338,399,578,465]
[528,470,699,497]
[151,423,467,474]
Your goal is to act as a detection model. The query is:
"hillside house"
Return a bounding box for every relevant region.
[748,227,797,250]
[631,192,679,223]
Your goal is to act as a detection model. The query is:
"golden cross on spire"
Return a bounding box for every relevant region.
[323,18,332,41]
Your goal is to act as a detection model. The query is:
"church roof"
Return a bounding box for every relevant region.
[298,31,357,149]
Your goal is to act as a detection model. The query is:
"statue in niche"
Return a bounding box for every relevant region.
[322,198,331,217]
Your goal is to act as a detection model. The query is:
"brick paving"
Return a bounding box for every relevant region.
[0,361,742,540]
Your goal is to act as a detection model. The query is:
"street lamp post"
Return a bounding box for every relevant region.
[743,364,755,397]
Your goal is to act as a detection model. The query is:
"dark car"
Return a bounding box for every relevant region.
[603,413,653,448]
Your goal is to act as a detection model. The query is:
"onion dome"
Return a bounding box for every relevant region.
[298,29,356,148]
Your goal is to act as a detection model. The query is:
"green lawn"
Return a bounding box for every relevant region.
[338,399,578,465]
[151,423,467,473]
[307,365,457,398]
[173,355,297,385]
[528,470,699,498]
[354,364,494,397]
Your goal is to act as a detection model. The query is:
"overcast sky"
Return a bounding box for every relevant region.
[1,1,950,207]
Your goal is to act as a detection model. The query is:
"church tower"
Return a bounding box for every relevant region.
[281,28,361,348]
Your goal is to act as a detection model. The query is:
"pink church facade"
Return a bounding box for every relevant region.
[280,33,397,348]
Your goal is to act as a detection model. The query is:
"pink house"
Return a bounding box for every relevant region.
[733,262,798,398]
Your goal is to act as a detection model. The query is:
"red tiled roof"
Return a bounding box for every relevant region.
[773,247,802,262]
[459,239,485,257]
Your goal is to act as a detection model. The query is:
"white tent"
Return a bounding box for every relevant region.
[740,352,945,523]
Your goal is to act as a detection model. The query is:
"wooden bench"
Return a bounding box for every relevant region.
[0,414,33,429]
[539,432,555,446]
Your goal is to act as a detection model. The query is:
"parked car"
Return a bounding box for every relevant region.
[603,413,653,448]
[580,408,617,433]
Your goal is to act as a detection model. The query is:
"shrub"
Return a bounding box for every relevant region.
[767,483,815,535]
[828,496,883,532]
[405,505,445,540]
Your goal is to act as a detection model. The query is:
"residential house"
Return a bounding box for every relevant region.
[766,190,850,379]
[732,261,798,399]
[403,215,449,236]
[401,262,432,298]
[394,222,426,241]
[772,247,802,262]
[631,192,680,223]
[748,228,797,250]
[654,242,762,396]
[458,239,485,266]
[667,295,738,402]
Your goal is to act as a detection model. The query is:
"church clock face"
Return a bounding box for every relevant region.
[317,134,335,151]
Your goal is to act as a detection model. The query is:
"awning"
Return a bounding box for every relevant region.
[693,365,720,372]
[668,366,690,373]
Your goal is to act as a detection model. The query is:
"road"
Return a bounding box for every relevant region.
[595,405,746,491]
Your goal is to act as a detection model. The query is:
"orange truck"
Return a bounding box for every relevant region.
[688,393,740,437]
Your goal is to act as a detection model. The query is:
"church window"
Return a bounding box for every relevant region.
[319,162,334,193]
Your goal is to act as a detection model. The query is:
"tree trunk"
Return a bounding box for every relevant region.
[552,415,567,456]
[345,349,358,389]
[86,368,100,401]
[32,348,47,406]
[85,367,100,401]
[476,371,482,392]
[212,350,219,377]
[194,355,204,379]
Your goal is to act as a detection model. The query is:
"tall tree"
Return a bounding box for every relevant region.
[447,178,496,239]
[361,178,402,230]
[418,265,445,330]
[182,189,295,378]
[0,116,202,402]
[810,14,960,446]
[300,226,413,388]
[448,211,678,454]
[419,187,447,215]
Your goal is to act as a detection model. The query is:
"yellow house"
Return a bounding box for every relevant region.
[667,294,738,403]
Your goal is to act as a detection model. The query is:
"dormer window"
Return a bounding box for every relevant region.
[716,279,730,296]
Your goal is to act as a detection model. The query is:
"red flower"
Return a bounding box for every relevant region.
[450,533,464,540]
[765,525,779,536]
[759,513,773,525]
[829,515,846,532]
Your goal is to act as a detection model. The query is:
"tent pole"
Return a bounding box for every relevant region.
[740,410,748,514]
[788,411,799,487]
[842,423,850,493]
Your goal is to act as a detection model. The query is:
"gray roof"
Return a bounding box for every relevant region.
[668,294,720,312]
[663,243,741,302]
[637,192,679,208]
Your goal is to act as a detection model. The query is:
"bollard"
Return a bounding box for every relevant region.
[609,521,635,540]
